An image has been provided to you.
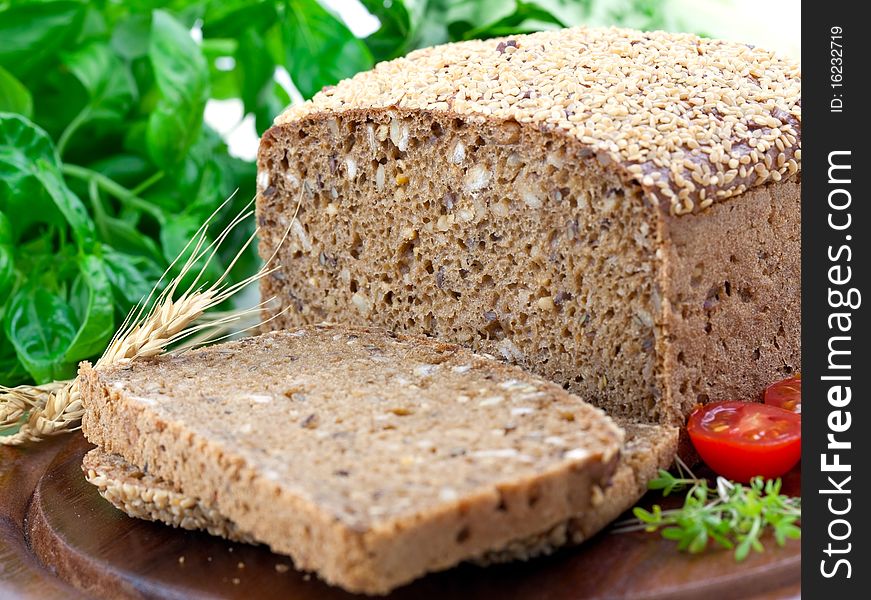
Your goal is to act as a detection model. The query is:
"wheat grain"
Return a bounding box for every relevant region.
[1,191,297,446]
[0,382,66,430]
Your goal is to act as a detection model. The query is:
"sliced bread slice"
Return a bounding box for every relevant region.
[82,448,255,544]
[82,422,676,567]
[476,422,677,564]
[79,324,623,594]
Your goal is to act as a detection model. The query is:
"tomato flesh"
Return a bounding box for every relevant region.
[687,401,801,482]
[764,373,802,413]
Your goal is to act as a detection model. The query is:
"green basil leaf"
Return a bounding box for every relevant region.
[34,158,96,248]
[444,0,515,25]
[28,67,89,142]
[0,247,13,305]
[138,187,184,217]
[111,14,152,60]
[96,215,163,263]
[202,0,278,38]
[361,0,415,61]
[254,81,291,135]
[121,119,149,155]
[443,0,516,38]
[520,0,587,26]
[187,159,229,215]
[184,126,233,199]
[0,334,28,386]
[283,0,374,99]
[4,285,79,383]
[130,53,156,108]
[0,210,22,385]
[0,0,86,79]
[0,210,11,246]
[62,253,115,364]
[160,212,225,288]
[87,153,153,189]
[0,113,95,247]
[209,65,241,101]
[202,38,239,57]
[63,42,137,125]
[204,38,241,101]
[0,211,14,306]
[461,1,570,40]
[263,22,286,68]
[0,66,33,119]
[142,125,229,219]
[0,112,64,236]
[222,154,257,198]
[146,10,210,170]
[77,3,109,43]
[101,245,163,312]
[237,27,275,118]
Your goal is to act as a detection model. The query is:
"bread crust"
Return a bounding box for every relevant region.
[82,423,677,568]
[476,422,678,563]
[273,26,801,215]
[659,176,801,421]
[82,448,255,543]
[80,325,622,594]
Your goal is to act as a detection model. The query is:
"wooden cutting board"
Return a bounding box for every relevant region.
[1,433,800,599]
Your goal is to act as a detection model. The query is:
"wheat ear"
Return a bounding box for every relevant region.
[1,192,295,446]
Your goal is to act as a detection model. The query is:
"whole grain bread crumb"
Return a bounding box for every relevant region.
[80,324,623,594]
[257,27,801,426]
[476,422,678,563]
[84,422,677,571]
[275,26,800,213]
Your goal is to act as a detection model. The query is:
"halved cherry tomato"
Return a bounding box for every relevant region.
[764,373,801,414]
[687,401,801,482]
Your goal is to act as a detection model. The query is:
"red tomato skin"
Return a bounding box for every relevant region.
[687,401,801,483]
[764,374,802,413]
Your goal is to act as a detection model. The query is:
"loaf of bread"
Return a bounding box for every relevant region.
[82,422,677,567]
[256,26,801,425]
[80,324,624,594]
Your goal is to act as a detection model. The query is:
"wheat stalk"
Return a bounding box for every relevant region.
[1,192,295,447]
[0,381,69,443]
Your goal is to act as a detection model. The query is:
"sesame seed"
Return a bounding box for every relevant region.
[274,26,800,215]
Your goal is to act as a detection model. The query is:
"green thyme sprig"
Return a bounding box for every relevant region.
[615,461,801,561]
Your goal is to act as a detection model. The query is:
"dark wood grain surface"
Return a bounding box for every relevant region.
[2,433,800,599]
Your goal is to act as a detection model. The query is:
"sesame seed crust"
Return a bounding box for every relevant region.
[275,26,801,215]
